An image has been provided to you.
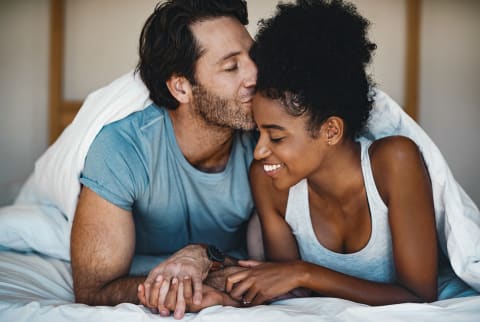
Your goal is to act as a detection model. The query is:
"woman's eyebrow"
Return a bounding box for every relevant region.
[260,124,286,131]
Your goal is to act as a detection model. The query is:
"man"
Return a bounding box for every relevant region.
[70,0,257,319]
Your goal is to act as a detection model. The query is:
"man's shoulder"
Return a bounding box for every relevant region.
[234,130,257,152]
[95,104,167,142]
[105,103,165,130]
[87,104,169,159]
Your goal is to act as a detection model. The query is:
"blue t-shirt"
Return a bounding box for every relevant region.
[80,104,256,258]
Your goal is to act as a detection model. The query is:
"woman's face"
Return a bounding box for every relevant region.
[252,93,327,190]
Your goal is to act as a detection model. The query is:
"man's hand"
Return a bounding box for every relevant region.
[138,281,240,318]
[138,266,246,319]
[140,244,211,317]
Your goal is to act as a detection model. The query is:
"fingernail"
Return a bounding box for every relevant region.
[172,277,178,285]
[174,311,183,319]
[160,309,169,316]
[137,284,142,292]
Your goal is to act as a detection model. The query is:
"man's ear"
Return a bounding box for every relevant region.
[166,75,192,104]
[321,116,344,146]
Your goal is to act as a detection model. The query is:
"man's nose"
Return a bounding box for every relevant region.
[244,58,257,88]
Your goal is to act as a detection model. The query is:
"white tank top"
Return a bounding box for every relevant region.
[285,137,396,283]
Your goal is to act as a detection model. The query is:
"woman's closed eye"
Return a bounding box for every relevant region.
[270,136,285,143]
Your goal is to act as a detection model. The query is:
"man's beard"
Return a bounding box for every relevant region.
[191,84,255,131]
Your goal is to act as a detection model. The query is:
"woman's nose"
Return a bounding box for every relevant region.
[254,139,270,161]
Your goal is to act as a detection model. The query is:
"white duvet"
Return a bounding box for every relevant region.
[0,251,479,322]
[1,71,479,321]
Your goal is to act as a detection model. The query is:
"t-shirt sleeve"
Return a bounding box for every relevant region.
[80,125,148,211]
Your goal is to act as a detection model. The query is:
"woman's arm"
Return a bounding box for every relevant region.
[223,161,305,304]
[249,160,299,261]
[368,135,438,302]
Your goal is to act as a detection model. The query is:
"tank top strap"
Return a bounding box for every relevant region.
[285,179,310,237]
[358,137,388,215]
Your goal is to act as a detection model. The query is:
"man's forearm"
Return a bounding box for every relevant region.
[74,275,144,306]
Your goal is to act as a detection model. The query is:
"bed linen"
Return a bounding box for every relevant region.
[1,71,480,321]
[1,251,479,322]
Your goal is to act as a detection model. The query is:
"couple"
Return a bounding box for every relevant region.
[70,0,477,320]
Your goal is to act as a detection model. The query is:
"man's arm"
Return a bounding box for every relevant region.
[71,186,142,305]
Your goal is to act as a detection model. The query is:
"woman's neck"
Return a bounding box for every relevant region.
[307,139,364,203]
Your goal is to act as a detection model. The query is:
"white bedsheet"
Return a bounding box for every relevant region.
[1,251,479,322]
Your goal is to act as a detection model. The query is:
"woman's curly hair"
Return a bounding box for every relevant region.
[250,0,377,139]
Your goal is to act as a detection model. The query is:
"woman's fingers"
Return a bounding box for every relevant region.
[147,275,163,308]
[183,276,193,301]
[192,275,204,305]
[243,287,262,306]
[137,283,147,306]
[225,270,249,293]
[174,280,186,319]
[164,277,179,311]
[157,278,172,316]
[238,260,263,268]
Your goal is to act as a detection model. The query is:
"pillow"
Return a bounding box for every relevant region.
[0,204,70,260]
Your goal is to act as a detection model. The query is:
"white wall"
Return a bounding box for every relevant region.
[62,0,407,103]
[64,0,159,100]
[249,0,407,105]
[0,0,478,206]
[0,0,50,205]
[419,0,480,205]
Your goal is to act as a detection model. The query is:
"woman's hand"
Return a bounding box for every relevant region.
[225,260,303,305]
[187,284,240,312]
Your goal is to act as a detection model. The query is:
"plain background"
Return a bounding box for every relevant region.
[0,0,479,206]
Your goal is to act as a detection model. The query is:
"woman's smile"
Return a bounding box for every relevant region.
[263,163,284,176]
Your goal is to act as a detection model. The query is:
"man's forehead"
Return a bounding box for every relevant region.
[191,16,253,62]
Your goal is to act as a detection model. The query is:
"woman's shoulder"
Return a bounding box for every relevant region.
[369,135,422,166]
[368,135,427,203]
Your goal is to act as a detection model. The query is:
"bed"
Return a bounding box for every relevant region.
[1,251,480,322]
[1,71,479,321]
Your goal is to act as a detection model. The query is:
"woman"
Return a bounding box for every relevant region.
[225,0,440,306]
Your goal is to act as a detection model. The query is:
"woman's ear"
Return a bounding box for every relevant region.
[166,75,192,104]
[322,116,344,146]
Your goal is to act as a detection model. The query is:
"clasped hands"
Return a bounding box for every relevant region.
[137,245,298,319]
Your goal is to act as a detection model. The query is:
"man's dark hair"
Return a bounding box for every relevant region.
[137,0,248,109]
[250,0,376,139]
